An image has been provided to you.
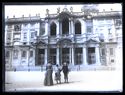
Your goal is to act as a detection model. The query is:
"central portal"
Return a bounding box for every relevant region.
[87,47,96,65]
[61,48,69,65]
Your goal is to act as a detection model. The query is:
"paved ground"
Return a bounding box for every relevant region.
[5,69,122,92]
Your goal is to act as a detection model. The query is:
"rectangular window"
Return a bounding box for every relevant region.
[23,33,27,39]
[87,26,92,33]
[115,19,122,26]
[6,51,10,58]
[101,49,105,56]
[22,51,26,57]
[30,51,33,57]
[14,25,21,31]
[7,33,11,40]
[110,48,113,55]
[31,32,34,38]
[108,28,111,34]
[13,50,18,59]
[8,25,12,29]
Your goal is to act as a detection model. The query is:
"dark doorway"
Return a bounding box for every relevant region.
[50,48,56,65]
[75,48,82,65]
[87,47,96,65]
[62,48,69,64]
[37,49,44,66]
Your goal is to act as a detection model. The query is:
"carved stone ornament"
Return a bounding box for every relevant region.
[46,9,49,14]
[57,7,60,13]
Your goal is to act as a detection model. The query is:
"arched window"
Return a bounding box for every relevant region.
[75,21,81,34]
[50,22,56,36]
[62,18,69,35]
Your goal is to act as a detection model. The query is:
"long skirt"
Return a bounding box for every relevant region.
[44,69,53,86]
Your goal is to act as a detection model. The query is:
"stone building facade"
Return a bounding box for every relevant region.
[5,6,122,71]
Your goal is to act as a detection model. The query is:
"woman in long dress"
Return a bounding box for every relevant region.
[44,63,53,86]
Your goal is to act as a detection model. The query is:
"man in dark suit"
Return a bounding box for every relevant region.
[62,62,69,83]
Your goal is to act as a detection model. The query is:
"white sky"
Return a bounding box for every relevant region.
[4,3,122,19]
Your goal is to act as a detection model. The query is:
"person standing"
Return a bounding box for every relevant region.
[44,63,53,86]
[62,62,69,83]
[55,64,62,84]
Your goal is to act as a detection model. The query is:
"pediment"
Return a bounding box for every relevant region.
[57,38,72,45]
[38,41,46,46]
[85,39,98,44]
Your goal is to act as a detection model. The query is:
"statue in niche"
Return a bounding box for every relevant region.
[70,7,73,13]
[57,7,60,13]
[46,9,49,15]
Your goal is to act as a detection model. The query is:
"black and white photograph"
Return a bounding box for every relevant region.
[3,3,122,92]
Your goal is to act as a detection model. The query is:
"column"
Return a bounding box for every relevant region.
[27,48,30,67]
[10,49,13,68]
[19,49,22,66]
[45,20,48,35]
[56,47,59,65]
[35,46,38,66]
[44,48,48,65]
[69,48,72,64]
[96,46,101,65]
[71,47,74,65]
[69,19,71,35]
[60,22,62,35]
[56,21,59,37]
[71,19,74,35]
[83,46,87,65]
[27,30,30,45]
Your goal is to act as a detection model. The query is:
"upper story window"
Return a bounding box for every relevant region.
[31,32,35,38]
[87,26,92,33]
[23,32,27,39]
[30,51,33,57]
[40,23,45,35]
[13,50,18,59]
[50,22,56,36]
[115,19,122,26]
[62,18,69,35]
[75,21,81,34]
[7,33,11,40]
[6,51,10,58]
[8,25,12,29]
[101,49,105,56]
[108,28,111,34]
[22,51,26,57]
[109,48,113,55]
[86,20,93,33]
[14,24,21,31]
[86,20,93,26]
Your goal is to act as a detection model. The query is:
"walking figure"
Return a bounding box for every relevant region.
[55,64,62,84]
[62,62,69,83]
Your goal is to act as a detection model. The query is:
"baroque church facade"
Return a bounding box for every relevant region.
[5,6,122,71]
